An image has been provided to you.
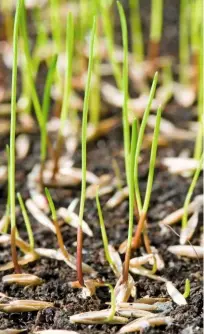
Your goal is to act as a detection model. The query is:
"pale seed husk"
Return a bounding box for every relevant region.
[0,300,53,313]
[2,274,43,286]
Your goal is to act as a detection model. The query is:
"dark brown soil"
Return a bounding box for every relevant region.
[0,1,203,333]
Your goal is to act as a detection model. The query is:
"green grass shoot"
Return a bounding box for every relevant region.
[127,120,138,247]
[150,0,163,45]
[50,0,62,53]
[96,189,115,270]
[58,12,74,136]
[77,17,96,285]
[20,0,43,128]
[45,187,57,221]
[2,145,10,234]
[132,104,162,249]
[105,283,116,321]
[183,278,191,298]
[33,7,49,69]
[194,24,203,161]
[182,153,203,229]
[129,0,144,62]
[40,55,58,166]
[179,0,190,85]
[190,0,202,57]
[9,0,23,274]
[52,12,74,175]
[78,18,96,226]
[90,22,101,126]
[142,106,162,213]
[134,72,158,212]
[123,119,138,283]
[17,193,34,249]
[101,0,122,89]
[117,1,130,183]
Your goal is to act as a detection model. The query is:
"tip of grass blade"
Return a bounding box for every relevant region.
[45,187,57,221]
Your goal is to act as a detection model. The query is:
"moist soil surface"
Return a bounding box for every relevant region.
[0,1,203,333]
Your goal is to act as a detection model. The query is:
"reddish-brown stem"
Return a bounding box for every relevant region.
[134,200,140,221]
[39,160,45,191]
[53,100,62,118]
[122,245,131,284]
[52,220,70,261]
[76,225,84,286]
[132,212,147,250]
[148,40,160,62]
[191,51,199,91]
[122,199,140,284]
[11,226,21,274]
[143,221,152,254]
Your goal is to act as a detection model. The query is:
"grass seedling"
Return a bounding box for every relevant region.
[45,188,70,261]
[105,283,116,321]
[20,0,43,128]
[117,1,130,183]
[148,0,163,61]
[50,0,62,54]
[90,22,101,126]
[9,0,23,274]
[79,0,89,42]
[17,193,34,250]
[134,72,158,212]
[129,0,144,62]
[190,0,202,87]
[52,13,74,179]
[101,0,122,89]
[123,120,138,284]
[132,105,162,249]
[194,28,203,161]
[2,145,10,234]
[182,154,203,229]
[179,0,190,85]
[96,189,116,272]
[32,7,49,70]
[40,54,58,186]
[183,278,191,298]
[77,18,96,287]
